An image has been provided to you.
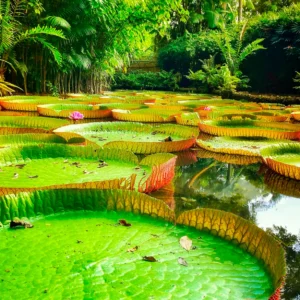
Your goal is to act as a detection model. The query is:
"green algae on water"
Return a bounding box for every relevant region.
[0,211,274,300]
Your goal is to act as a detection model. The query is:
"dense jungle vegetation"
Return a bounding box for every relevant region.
[0,0,300,94]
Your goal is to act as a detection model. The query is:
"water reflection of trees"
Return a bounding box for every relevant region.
[267,226,300,299]
[174,158,281,221]
[174,157,300,298]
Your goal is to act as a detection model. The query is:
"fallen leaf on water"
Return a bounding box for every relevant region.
[180,236,192,251]
[15,164,26,169]
[178,257,188,267]
[118,219,131,227]
[83,170,93,175]
[142,256,157,262]
[127,246,138,252]
[151,234,159,238]
[162,136,173,142]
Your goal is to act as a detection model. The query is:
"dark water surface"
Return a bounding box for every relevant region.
[155,151,300,299]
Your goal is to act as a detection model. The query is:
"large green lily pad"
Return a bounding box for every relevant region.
[54,122,198,154]
[0,116,69,134]
[0,144,176,192]
[175,112,201,126]
[0,97,62,111]
[0,134,67,148]
[112,108,180,123]
[197,136,296,157]
[37,104,111,119]
[199,120,300,140]
[99,103,147,110]
[0,210,273,299]
[261,144,300,180]
[0,189,285,299]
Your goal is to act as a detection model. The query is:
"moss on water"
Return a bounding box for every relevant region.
[0,211,273,299]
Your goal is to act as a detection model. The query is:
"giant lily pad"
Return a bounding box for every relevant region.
[175,112,201,126]
[54,122,198,154]
[291,111,300,121]
[259,103,285,110]
[0,133,67,148]
[0,145,176,193]
[253,111,290,122]
[0,111,38,116]
[99,103,147,110]
[145,103,193,112]
[264,169,300,198]
[0,189,284,299]
[0,116,69,134]
[196,136,296,157]
[37,104,111,119]
[178,99,237,109]
[196,148,262,165]
[0,96,61,111]
[112,109,180,123]
[199,120,300,140]
[98,96,156,104]
[261,144,300,180]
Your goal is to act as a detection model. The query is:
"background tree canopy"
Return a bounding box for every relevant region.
[1,0,300,94]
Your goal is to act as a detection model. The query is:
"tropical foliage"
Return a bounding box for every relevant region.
[187,55,241,95]
[0,0,184,94]
[113,70,180,91]
[294,71,300,91]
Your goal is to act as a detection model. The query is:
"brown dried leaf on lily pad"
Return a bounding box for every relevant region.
[180,236,192,251]
[118,219,131,227]
[142,256,157,262]
[127,246,138,253]
[178,257,188,267]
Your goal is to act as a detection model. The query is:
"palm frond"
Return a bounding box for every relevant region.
[0,79,22,95]
[43,16,71,30]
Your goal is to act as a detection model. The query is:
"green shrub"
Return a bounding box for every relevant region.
[242,4,300,93]
[187,56,241,97]
[112,71,180,91]
[158,32,219,80]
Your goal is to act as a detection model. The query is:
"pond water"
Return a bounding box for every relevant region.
[161,152,300,299]
[172,155,300,235]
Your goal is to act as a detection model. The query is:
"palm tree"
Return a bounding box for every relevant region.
[0,0,65,93]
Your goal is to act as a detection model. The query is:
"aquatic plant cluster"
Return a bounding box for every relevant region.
[1,91,298,299]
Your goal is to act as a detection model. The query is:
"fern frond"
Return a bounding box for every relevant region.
[19,25,65,40]
[239,38,266,63]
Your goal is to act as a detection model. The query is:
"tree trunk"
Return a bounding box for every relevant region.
[238,0,243,22]
[0,68,6,81]
[24,74,28,95]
